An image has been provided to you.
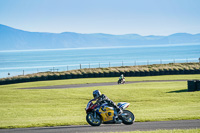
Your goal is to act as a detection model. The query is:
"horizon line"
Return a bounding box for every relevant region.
[1,24,200,37]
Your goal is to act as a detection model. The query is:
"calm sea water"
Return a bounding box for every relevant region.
[0,43,200,79]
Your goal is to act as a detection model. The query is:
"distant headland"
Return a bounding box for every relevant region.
[0,24,200,51]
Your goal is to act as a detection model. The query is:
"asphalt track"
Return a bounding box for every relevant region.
[0,120,199,133]
[20,80,187,89]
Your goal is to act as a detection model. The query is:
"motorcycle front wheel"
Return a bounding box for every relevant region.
[118,80,120,84]
[121,110,135,125]
[86,112,102,126]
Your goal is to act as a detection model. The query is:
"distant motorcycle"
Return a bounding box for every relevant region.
[85,99,135,126]
[118,78,125,84]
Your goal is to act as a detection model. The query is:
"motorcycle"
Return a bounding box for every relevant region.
[118,78,125,84]
[85,99,135,126]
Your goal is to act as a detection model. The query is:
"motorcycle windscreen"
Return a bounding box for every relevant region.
[117,102,130,110]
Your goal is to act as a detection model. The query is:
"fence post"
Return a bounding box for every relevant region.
[80,64,81,69]
[109,62,110,68]
[122,61,123,66]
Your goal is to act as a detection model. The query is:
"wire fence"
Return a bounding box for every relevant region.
[45,58,200,72]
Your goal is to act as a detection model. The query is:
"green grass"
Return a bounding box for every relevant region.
[108,129,200,133]
[0,75,200,128]
[4,74,200,89]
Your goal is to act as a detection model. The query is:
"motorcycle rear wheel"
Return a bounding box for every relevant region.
[121,110,135,125]
[86,112,102,126]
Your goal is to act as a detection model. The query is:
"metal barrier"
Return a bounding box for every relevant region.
[188,80,200,91]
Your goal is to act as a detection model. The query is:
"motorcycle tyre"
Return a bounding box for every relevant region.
[86,112,102,126]
[121,110,135,125]
[118,80,120,84]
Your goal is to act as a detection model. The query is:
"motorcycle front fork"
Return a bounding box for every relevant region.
[93,111,97,119]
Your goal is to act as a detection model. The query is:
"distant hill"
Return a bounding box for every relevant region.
[0,24,200,50]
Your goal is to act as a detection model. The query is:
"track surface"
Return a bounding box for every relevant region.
[0,120,199,133]
[20,80,186,89]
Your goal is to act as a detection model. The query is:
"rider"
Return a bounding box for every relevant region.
[119,74,124,81]
[93,90,122,117]
[119,74,125,83]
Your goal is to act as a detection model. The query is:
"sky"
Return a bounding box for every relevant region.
[0,0,200,36]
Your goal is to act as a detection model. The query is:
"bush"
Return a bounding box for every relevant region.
[189,67,195,74]
[109,70,115,77]
[183,66,190,74]
[92,71,98,77]
[153,68,160,75]
[130,70,135,76]
[118,68,125,75]
[163,67,170,75]
[71,71,78,79]
[53,73,61,79]
[0,78,6,85]
[29,75,38,81]
[81,71,88,78]
[143,68,150,76]
[114,69,120,77]
[64,72,72,79]
[87,70,94,78]
[194,66,200,74]
[139,69,145,76]
[98,70,104,77]
[59,73,66,79]
[149,68,154,76]
[124,69,130,76]
[168,67,174,75]
[158,68,164,75]
[178,67,184,74]
[47,73,55,80]
[134,69,140,76]
[173,67,180,74]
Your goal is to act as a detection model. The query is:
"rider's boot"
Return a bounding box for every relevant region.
[113,116,122,124]
[114,109,123,124]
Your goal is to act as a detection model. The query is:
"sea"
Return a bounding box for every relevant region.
[0,43,200,79]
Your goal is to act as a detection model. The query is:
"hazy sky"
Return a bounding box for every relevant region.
[0,0,200,35]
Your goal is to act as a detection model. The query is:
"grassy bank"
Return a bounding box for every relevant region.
[0,75,200,128]
[1,62,200,85]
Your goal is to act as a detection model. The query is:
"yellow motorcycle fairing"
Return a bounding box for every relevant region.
[99,106,115,122]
